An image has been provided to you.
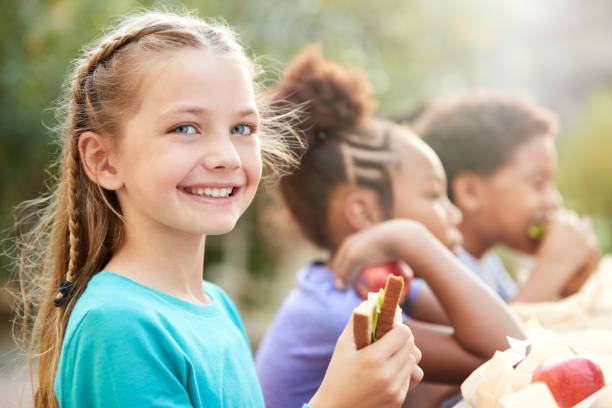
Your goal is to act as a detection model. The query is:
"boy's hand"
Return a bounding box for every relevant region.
[330,219,426,290]
[530,210,599,299]
[310,317,423,408]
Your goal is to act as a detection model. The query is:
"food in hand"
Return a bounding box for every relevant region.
[353,274,404,349]
[353,261,413,303]
[528,222,546,240]
[531,356,606,408]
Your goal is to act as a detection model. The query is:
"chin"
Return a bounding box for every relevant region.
[181,219,239,236]
[204,221,239,235]
[511,237,539,255]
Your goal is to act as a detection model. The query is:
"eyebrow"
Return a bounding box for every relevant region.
[160,106,259,118]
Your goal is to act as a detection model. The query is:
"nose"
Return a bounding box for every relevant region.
[545,186,563,212]
[201,131,241,170]
[445,197,463,227]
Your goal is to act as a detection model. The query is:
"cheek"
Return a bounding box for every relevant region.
[241,141,262,185]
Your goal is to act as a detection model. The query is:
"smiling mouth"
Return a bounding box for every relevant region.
[181,186,238,198]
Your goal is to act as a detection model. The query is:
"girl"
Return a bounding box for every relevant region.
[13,11,423,408]
[254,45,526,408]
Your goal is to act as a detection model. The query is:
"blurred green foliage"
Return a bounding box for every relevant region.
[1,0,611,284]
[0,0,486,280]
[558,88,612,253]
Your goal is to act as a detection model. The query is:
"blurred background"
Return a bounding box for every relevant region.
[1,0,611,405]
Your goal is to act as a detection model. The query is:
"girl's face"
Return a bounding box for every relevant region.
[390,134,463,253]
[112,48,262,237]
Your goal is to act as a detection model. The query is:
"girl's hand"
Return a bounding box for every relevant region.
[309,316,424,408]
[330,219,426,289]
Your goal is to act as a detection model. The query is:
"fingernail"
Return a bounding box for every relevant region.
[335,279,345,290]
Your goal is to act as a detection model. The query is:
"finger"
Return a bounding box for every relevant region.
[386,337,417,378]
[409,364,424,391]
[395,353,418,395]
[368,324,413,360]
[581,216,593,230]
[397,328,421,362]
[412,341,422,364]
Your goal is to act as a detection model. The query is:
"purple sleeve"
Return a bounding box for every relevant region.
[255,265,363,408]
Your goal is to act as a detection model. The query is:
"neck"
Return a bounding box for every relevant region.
[459,218,493,259]
[105,218,209,305]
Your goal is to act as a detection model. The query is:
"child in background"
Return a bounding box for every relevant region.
[13,12,422,408]
[255,46,525,408]
[414,92,600,302]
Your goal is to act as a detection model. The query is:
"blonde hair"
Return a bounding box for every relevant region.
[12,10,298,408]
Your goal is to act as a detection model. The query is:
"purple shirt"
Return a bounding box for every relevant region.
[255,262,420,408]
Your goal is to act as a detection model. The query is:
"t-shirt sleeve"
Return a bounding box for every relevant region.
[56,307,193,408]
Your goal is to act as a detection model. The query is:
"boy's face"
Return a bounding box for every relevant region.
[473,136,562,254]
[390,134,464,254]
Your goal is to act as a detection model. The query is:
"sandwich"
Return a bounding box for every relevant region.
[353,274,404,350]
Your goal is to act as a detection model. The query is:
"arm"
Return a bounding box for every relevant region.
[331,219,526,359]
[406,320,484,384]
[407,283,450,326]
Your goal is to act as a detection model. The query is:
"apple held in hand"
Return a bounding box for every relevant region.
[532,356,606,408]
[354,261,413,303]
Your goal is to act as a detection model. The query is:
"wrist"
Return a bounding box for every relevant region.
[520,261,566,301]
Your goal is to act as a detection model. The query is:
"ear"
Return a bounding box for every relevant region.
[78,132,123,190]
[451,172,484,214]
[343,188,384,231]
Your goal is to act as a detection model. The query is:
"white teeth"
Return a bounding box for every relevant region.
[185,187,233,198]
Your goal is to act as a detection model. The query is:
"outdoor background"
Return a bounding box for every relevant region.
[1,0,611,406]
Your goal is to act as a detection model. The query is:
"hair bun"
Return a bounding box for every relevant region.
[272,44,376,141]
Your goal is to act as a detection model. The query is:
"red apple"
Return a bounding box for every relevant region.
[532,356,606,408]
[353,261,413,303]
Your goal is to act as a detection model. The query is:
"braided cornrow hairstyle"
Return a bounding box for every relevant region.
[271,45,403,250]
[12,10,298,408]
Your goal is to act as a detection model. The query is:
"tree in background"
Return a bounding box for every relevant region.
[558,87,612,254]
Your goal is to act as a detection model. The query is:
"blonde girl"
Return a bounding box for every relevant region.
[14,10,422,408]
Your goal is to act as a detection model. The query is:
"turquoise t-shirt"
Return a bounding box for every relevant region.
[54,272,264,407]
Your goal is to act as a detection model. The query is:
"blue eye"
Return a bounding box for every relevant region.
[174,125,197,135]
[231,124,253,135]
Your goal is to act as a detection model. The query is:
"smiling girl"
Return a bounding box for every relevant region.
[13,11,422,408]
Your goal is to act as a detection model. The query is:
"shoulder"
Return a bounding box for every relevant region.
[64,273,182,352]
[203,281,235,309]
[266,263,361,336]
[203,280,242,321]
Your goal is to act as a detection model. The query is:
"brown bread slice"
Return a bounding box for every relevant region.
[374,275,404,340]
[353,300,374,350]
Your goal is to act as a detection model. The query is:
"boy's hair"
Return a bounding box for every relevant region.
[12,10,297,408]
[271,45,407,250]
[413,92,559,201]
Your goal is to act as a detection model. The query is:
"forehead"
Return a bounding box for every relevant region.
[135,47,256,116]
[504,136,557,174]
[391,131,445,181]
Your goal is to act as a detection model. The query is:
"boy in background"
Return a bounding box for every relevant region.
[414,92,599,302]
